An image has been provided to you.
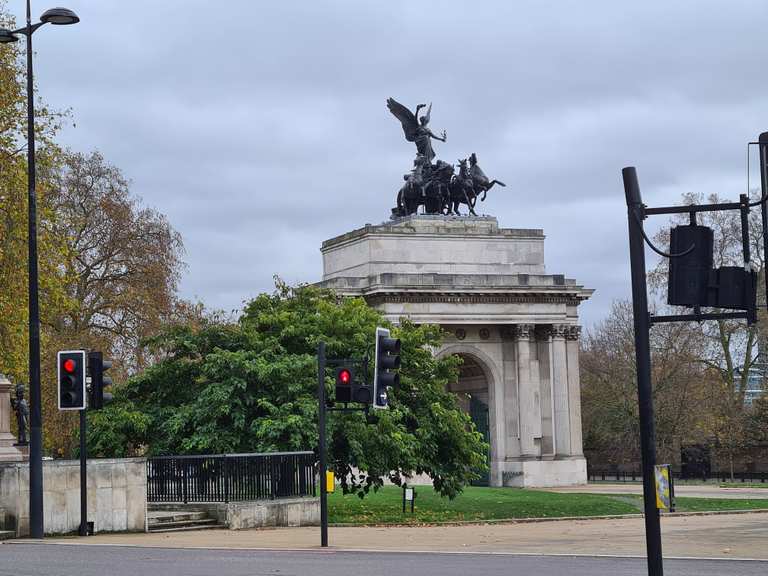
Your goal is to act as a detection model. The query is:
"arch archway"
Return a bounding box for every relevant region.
[438,346,498,486]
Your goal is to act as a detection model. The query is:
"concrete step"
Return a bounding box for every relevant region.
[146,508,225,532]
[147,510,207,525]
[148,523,226,533]
[0,531,15,541]
[149,518,220,530]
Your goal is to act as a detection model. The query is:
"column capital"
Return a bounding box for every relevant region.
[551,324,568,339]
[565,325,582,341]
[534,325,553,340]
[514,323,535,340]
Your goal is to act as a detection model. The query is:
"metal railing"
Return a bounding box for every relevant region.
[147,451,316,503]
[588,467,768,484]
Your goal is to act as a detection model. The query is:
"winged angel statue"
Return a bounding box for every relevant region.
[386,98,446,163]
[386,98,505,217]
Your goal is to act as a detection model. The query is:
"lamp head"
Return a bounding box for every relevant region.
[40,7,80,25]
[0,28,19,43]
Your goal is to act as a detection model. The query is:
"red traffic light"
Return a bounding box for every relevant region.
[63,358,76,373]
[338,368,351,384]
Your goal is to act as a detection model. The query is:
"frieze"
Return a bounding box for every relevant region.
[364,292,583,306]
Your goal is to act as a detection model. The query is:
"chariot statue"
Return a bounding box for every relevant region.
[386,98,506,217]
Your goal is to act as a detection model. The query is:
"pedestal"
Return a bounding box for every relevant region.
[319,215,593,487]
[0,374,25,462]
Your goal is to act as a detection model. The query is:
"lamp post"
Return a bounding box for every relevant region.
[0,1,79,539]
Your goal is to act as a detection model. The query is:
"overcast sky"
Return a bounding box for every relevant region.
[20,0,768,327]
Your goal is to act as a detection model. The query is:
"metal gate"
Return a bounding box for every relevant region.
[469,396,490,486]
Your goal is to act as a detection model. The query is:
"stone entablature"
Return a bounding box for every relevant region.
[318,215,592,488]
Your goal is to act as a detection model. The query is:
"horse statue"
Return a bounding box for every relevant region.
[446,158,478,215]
[396,155,429,216]
[469,152,505,202]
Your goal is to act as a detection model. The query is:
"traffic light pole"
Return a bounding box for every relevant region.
[317,341,328,548]
[623,167,664,576]
[24,1,44,539]
[79,408,87,536]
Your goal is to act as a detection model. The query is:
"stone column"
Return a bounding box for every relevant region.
[515,324,540,458]
[0,374,24,462]
[536,326,554,456]
[566,326,584,456]
[500,327,521,460]
[552,325,571,457]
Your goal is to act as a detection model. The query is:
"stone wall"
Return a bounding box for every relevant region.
[188,498,319,530]
[0,458,146,536]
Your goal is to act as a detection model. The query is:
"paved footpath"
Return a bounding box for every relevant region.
[547,482,768,499]
[20,511,768,560]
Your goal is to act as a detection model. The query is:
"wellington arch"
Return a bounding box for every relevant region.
[318,215,593,487]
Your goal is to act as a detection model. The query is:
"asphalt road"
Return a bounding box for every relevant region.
[1,545,766,576]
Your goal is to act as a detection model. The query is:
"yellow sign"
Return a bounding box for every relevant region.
[326,471,335,493]
[654,464,671,510]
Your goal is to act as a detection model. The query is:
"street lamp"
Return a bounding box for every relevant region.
[0,1,78,539]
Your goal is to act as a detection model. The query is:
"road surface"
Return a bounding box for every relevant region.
[1,545,766,576]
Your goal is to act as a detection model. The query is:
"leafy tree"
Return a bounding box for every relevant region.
[581,300,713,466]
[87,283,488,498]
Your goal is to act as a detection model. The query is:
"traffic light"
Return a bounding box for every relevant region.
[335,366,354,403]
[88,351,113,410]
[667,225,713,307]
[57,350,86,410]
[668,224,757,321]
[334,365,372,404]
[373,327,400,409]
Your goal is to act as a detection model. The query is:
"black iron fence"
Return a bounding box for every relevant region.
[147,451,316,503]
[588,467,768,483]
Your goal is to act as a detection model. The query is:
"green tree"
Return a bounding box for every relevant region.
[87,283,488,498]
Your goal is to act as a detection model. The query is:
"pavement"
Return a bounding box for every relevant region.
[2,545,767,576]
[547,482,768,499]
[12,511,768,561]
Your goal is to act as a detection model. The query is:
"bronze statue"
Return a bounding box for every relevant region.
[387,98,446,163]
[387,98,506,217]
[10,383,29,446]
[469,153,506,201]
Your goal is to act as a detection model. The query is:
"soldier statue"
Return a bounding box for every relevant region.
[10,383,29,446]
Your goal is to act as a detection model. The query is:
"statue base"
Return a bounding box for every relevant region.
[0,375,25,462]
[319,215,593,487]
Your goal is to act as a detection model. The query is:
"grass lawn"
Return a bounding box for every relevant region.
[719,482,768,489]
[328,486,638,524]
[327,486,768,525]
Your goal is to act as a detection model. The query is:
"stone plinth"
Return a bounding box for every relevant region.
[0,458,147,536]
[319,215,593,488]
[0,375,24,463]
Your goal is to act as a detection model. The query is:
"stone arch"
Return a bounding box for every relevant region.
[437,344,503,467]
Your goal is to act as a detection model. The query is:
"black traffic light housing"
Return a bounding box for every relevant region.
[374,327,400,409]
[335,365,371,405]
[57,350,86,410]
[88,351,113,410]
[668,224,757,321]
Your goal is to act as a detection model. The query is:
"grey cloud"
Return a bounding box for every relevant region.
[20,0,768,327]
